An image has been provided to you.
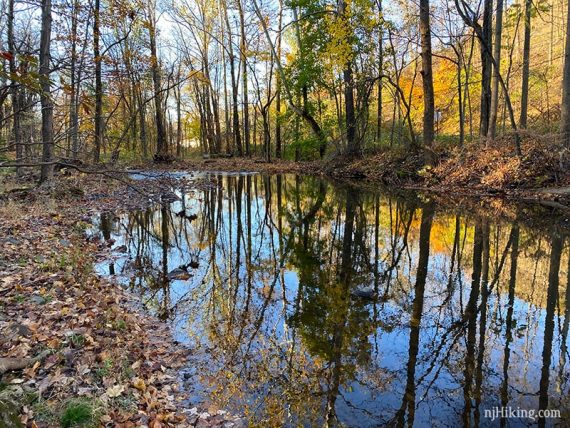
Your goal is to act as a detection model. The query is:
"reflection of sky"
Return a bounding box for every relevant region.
[94,173,569,427]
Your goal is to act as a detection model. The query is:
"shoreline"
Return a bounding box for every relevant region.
[142,151,570,210]
[0,174,243,427]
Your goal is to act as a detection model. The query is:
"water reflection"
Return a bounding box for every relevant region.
[95,174,570,427]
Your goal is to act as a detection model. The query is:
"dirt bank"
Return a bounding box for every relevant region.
[164,137,570,209]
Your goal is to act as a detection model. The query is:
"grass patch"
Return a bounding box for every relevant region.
[94,359,113,380]
[32,400,58,426]
[69,333,85,349]
[60,399,98,428]
[113,319,127,331]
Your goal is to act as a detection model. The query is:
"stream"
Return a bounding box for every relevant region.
[93,172,570,427]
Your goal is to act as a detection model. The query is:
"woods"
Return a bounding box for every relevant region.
[2,2,570,426]
[0,0,568,174]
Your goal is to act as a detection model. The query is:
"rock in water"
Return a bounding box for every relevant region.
[351,286,377,300]
[167,268,191,281]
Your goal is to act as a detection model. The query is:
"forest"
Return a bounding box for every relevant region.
[0,0,570,427]
[0,0,569,174]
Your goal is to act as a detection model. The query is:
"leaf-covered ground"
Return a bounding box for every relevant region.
[0,173,244,428]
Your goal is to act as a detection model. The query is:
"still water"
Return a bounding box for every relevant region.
[95,173,569,427]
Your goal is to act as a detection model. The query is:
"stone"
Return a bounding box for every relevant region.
[167,268,191,281]
[350,286,377,300]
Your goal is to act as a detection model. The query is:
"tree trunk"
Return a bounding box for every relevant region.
[39,0,54,183]
[220,32,231,154]
[70,0,80,159]
[176,71,182,157]
[275,0,283,159]
[237,0,250,156]
[457,52,465,147]
[479,0,493,137]
[376,0,383,144]
[419,0,435,152]
[343,63,358,156]
[93,0,103,162]
[208,73,222,153]
[138,92,148,157]
[8,0,22,175]
[149,5,167,159]
[222,0,242,155]
[519,0,531,129]
[561,0,570,146]
[488,0,503,138]
[339,0,358,157]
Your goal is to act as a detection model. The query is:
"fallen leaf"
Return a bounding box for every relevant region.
[106,384,125,398]
[132,377,146,391]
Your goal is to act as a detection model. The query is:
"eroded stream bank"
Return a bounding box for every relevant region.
[151,139,570,209]
[93,171,569,427]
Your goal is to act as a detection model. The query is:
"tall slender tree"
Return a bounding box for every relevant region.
[376,0,383,144]
[275,0,283,159]
[479,0,493,137]
[93,0,103,162]
[8,0,22,175]
[419,0,435,153]
[560,0,570,146]
[488,0,504,138]
[237,0,250,156]
[148,1,168,159]
[69,0,80,160]
[339,0,358,157]
[519,0,532,128]
[39,0,54,183]
[222,0,242,155]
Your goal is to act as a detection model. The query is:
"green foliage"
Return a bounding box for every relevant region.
[94,359,113,380]
[0,399,23,428]
[60,400,96,428]
[69,333,85,349]
[284,136,323,160]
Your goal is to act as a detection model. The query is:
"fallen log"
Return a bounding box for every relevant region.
[0,350,51,375]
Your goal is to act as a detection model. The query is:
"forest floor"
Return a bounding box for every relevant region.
[0,173,244,428]
[165,136,570,209]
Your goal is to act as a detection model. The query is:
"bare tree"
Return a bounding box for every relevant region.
[419,0,434,153]
[8,0,22,175]
[237,0,250,156]
[148,1,168,160]
[93,0,103,162]
[275,0,283,158]
[560,0,570,146]
[519,0,532,129]
[39,0,54,182]
[488,0,503,138]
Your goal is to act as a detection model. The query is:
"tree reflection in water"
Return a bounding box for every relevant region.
[96,173,570,427]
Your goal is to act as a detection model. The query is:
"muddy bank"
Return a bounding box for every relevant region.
[0,174,243,427]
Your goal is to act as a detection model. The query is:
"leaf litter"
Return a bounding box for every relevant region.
[0,172,245,427]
